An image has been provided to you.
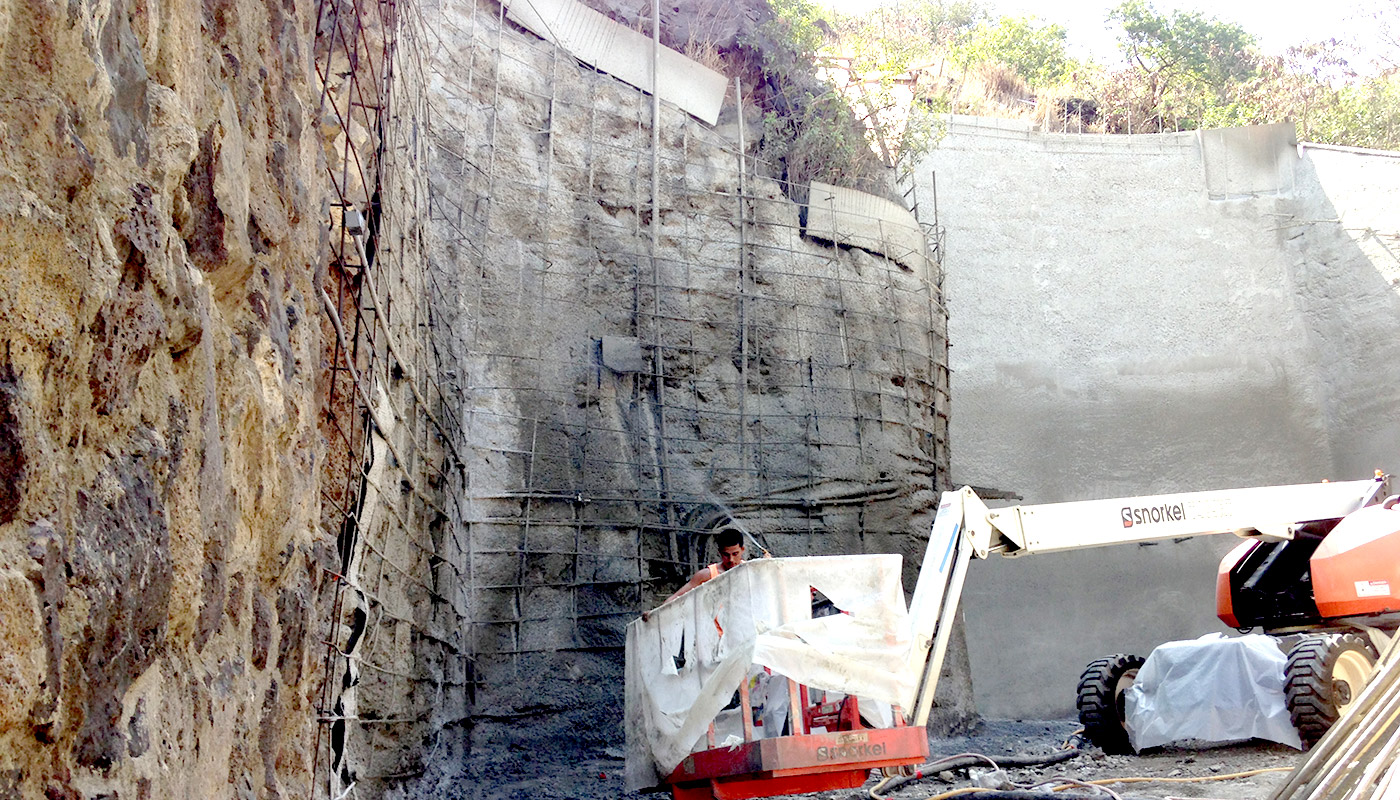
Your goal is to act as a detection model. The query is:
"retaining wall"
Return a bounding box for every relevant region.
[913,116,1400,717]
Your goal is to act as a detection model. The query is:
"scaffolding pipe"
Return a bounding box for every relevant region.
[650,0,674,556]
[736,74,749,503]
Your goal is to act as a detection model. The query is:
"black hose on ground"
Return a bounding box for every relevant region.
[870,746,1083,797]
[932,792,1158,800]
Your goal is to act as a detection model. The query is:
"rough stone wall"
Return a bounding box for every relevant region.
[913,116,1400,718]
[422,0,967,776]
[0,0,328,793]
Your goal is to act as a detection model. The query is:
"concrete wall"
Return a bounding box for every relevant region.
[913,116,1400,718]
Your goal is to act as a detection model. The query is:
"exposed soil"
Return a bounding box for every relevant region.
[434,719,1304,800]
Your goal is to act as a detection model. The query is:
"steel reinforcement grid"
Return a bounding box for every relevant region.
[312,0,471,793]
[309,0,949,792]
[423,0,948,727]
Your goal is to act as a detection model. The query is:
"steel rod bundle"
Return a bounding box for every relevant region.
[1271,635,1400,800]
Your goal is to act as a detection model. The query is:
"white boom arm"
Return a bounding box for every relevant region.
[904,475,1391,726]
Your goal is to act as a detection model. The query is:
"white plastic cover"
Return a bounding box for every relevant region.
[1126,633,1303,751]
[624,555,923,790]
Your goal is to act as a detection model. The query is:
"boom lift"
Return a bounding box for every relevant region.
[628,474,1396,799]
[914,473,1397,752]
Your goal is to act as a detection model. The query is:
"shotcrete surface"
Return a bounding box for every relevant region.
[425,0,967,774]
[914,117,1400,718]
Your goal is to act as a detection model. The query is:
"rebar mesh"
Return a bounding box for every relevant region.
[307,0,952,788]
[311,0,471,793]
[423,0,950,736]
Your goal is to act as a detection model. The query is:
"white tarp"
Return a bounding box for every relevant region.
[1126,633,1303,751]
[624,554,924,790]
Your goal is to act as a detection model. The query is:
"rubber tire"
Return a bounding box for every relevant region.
[1077,653,1145,755]
[1285,633,1377,746]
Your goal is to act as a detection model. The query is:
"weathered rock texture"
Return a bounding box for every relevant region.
[915,116,1400,718]
[0,0,958,791]
[0,0,472,792]
[0,0,327,792]
[417,0,965,784]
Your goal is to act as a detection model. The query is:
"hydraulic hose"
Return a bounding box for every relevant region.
[870,747,1082,798]
[919,791,1153,800]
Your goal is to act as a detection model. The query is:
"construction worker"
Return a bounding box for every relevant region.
[642,527,745,621]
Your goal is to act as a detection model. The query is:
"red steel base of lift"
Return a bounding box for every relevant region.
[666,726,928,800]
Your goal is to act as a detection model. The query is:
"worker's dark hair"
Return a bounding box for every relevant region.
[715,527,744,550]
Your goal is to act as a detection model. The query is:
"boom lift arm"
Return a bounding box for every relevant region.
[905,476,1391,726]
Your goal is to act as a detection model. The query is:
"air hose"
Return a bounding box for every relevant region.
[869,747,1083,798]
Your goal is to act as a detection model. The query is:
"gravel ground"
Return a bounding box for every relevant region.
[431,719,1305,799]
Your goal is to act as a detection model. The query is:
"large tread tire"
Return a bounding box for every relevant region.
[1077,653,1145,755]
[1285,633,1377,746]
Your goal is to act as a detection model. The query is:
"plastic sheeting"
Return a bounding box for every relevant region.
[1126,633,1303,751]
[624,555,922,790]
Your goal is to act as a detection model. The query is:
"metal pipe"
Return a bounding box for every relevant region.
[913,530,972,727]
[736,74,749,490]
[649,0,674,553]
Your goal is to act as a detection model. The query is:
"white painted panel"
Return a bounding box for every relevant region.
[503,0,727,125]
[804,181,929,271]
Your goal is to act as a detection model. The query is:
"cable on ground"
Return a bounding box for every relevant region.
[866,745,1293,800]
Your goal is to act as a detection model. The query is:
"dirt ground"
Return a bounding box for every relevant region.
[442,719,1304,799]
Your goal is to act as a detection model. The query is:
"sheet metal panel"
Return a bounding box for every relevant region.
[503,0,727,125]
[804,181,929,272]
[1199,121,1297,199]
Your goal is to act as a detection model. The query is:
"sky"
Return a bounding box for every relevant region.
[815,0,1384,65]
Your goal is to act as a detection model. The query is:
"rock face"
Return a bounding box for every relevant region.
[424,0,967,779]
[0,0,326,792]
[0,0,962,792]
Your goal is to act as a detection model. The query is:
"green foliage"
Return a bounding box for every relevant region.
[838,0,985,55]
[748,0,1400,179]
[1308,74,1400,149]
[743,0,956,189]
[953,15,1072,87]
[756,88,889,189]
[743,0,895,190]
[761,0,830,71]
[1184,40,1400,149]
[845,0,1398,149]
[1107,0,1258,113]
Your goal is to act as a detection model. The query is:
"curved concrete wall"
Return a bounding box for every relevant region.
[913,116,1400,718]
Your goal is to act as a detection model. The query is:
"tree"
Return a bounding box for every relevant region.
[952,15,1072,87]
[1354,0,1400,73]
[1108,0,1258,116]
[824,2,982,167]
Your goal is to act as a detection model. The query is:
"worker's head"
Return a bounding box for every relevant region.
[716,527,745,571]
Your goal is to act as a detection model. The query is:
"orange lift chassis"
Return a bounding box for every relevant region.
[665,695,927,799]
[630,473,1394,798]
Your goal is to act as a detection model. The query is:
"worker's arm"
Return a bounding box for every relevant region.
[665,569,711,604]
[641,568,712,621]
